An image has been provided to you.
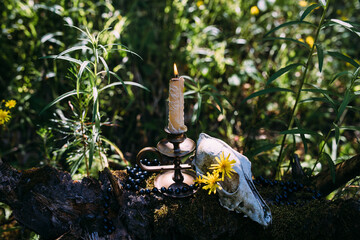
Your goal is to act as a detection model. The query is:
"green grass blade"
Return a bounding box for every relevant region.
[100,137,128,165]
[70,154,85,176]
[264,21,316,37]
[56,46,92,58]
[204,91,223,113]
[333,122,340,145]
[320,152,336,184]
[316,44,324,72]
[242,88,294,104]
[40,90,84,114]
[300,3,322,21]
[327,51,360,68]
[294,118,308,154]
[196,92,202,122]
[280,128,322,137]
[331,71,351,84]
[267,63,303,86]
[99,56,110,83]
[263,37,310,49]
[40,55,83,65]
[329,19,360,38]
[98,80,150,93]
[246,143,279,159]
[107,71,128,95]
[336,90,353,122]
[184,90,197,96]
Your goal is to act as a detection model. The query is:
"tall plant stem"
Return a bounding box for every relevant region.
[81,120,90,177]
[275,2,329,178]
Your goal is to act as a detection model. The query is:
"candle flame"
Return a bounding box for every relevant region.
[174,63,179,77]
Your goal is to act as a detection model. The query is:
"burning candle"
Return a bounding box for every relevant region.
[168,63,187,134]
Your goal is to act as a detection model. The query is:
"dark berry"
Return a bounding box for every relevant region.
[107,187,112,193]
[288,189,293,193]
[167,187,174,194]
[143,170,148,176]
[108,220,113,225]
[104,195,110,201]
[103,218,108,223]
[189,184,194,190]
[152,187,159,193]
[104,225,109,230]
[293,186,298,192]
[182,187,188,193]
[299,183,304,188]
[274,180,278,185]
[140,174,145,180]
[145,189,151,194]
[104,202,109,208]
[134,185,140,191]
[108,229,112,234]
[111,226,115,231]
[103,210,109,215]
[175,188,181,194]
[153,159,159,165]
[160,187,167,193]
[139,189,145,194]
[134,164,139,168]
[125,184,132,190]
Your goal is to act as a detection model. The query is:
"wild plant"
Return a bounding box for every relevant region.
[41,26,148,177]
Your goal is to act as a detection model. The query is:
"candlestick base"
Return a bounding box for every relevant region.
[154,170,197,198]
[136,129,197,198]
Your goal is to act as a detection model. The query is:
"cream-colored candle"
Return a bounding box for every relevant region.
[168,63,187,133]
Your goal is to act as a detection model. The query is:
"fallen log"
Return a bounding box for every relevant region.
[0,159,360,240]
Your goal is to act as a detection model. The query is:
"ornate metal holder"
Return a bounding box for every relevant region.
[136,128,197,198]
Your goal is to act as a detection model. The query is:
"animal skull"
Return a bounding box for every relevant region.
[194,133,272,227]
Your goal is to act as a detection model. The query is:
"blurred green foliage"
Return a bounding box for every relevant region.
[0,0,359,194]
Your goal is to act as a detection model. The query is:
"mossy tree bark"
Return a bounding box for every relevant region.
[0,158,359,240]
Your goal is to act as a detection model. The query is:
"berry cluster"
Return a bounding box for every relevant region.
[254,176,322,206]
[124,159,198,195]
[102,187,115,235]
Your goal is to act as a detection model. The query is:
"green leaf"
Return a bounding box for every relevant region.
[100,137,128,165]
[294,118,308,154]
[331,71,351,84]
[267,63,303,85]
[77,60,91,97]
[242,88,294,104]
[196,92,202,122]
[319,0,327,7]
[107,71,128,95]
[263,37,310,49]
[264,21,316,37]
[99,81,149,93]
[300,3,322,21]
[246,143,279,159]
[40,90,84,114]
[204,91,223,113]
[333,123,340,145]
[70,154,84,176]
[56,45,92,58]
[280,128,322,137]
[40,55,82,65]
[99,56,110,83]
[320,152,336,184]
[329,19,360,38]
[336,90,353,122]
[184,90,197,96]
[316,44,324,72]
[327,51,360,68]
[105,43,143,60]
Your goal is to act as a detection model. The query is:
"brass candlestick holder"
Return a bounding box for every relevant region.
[136,127,197,198]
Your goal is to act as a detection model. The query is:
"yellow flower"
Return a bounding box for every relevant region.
[299,1,308,7]
[0,109,11,125]
[209,152,236,181]
[305,36,314,48]
[298,38,305,43]
[202,171,222,195]
[195,174,204,184]
[250,6,260,16]
[5,100,16,109]
[196,1,204,7]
